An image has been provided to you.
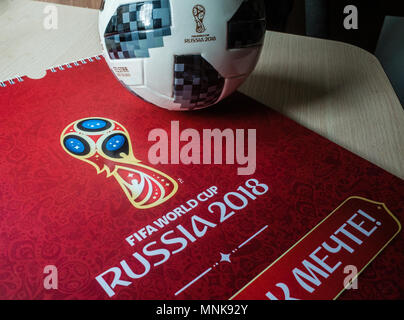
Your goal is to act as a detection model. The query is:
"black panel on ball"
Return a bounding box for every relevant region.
[104,0,172,59]
[173,55,225,110]
[227,0,267,49]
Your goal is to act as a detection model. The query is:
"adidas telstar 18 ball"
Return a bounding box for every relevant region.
[99,0,266,111]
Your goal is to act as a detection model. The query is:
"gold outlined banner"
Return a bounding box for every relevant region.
[231,197,401,300]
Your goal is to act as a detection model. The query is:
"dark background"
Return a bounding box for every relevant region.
[38,0,404,54]
[265,0,404,53]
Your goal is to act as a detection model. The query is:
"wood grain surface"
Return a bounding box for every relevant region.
[35,0,102,9]
[1,0,404,179]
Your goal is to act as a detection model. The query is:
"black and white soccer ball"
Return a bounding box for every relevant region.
[99,0,266,110]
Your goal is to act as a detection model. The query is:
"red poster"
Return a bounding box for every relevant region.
[0,57,403,300]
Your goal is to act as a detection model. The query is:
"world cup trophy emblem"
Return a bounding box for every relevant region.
[60,118,178,209]
[192,4,206,33]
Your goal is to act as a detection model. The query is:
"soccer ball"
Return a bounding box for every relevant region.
[99,0,266,111]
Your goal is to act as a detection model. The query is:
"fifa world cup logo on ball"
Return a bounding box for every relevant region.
[192,4,206,33]
[60,118,178,209]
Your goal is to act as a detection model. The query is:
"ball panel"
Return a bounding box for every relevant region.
[104,0,172,59]
[105,1,171,35]
[220,75,249,100]
[229,0,266,21]
[227,0,266,49]
[173,55,225,110]
[106,59,144,86]
[129,86,181,110]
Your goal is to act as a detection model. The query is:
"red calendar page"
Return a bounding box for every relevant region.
[0,57,403,300]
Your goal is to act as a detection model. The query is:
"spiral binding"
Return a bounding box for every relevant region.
[0,55,103,88]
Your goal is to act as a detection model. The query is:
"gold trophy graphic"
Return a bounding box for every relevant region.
[192,4,206,33]
[60,117,178,209]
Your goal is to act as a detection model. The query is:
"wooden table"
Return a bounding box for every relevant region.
[1,0,403,179]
